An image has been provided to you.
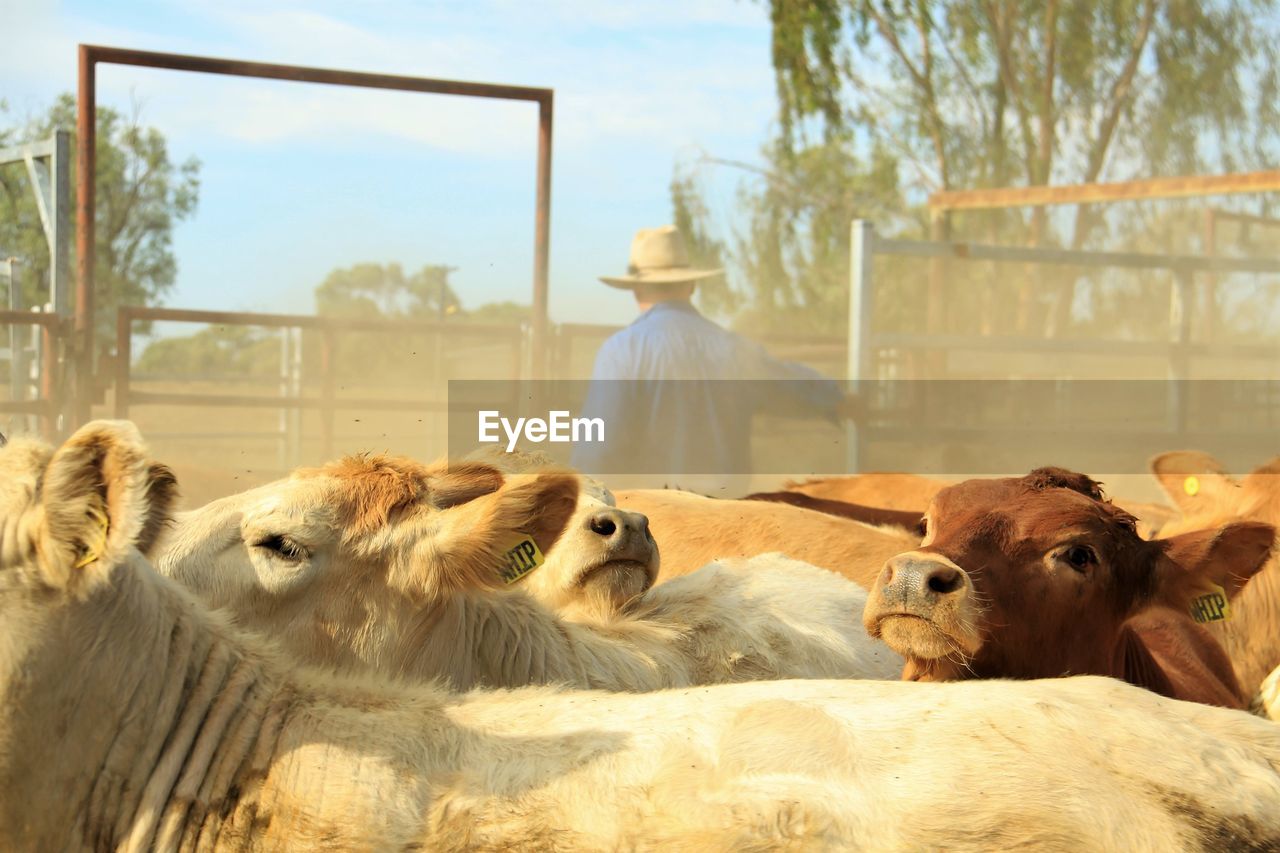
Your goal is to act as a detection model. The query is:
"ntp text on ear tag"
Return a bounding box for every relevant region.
[1189,584,1231,624]
[500,537,545,584]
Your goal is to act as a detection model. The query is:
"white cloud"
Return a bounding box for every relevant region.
[88,0,779,157]
[471,0,767,31]
[4,0,775,155]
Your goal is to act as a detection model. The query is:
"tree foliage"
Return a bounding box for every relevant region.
[676,136,903,334]
[0,94,200,342]
[770,1,1278,203]
[679,1,1280,335]
[136,261,531,380]
[315,262,461,320]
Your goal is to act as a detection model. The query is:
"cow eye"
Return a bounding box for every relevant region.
[1063,545,1096,572]
[253,534,309,562]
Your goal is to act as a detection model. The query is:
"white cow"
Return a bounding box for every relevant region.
[4,421,1280,851]
[157,451,902,689]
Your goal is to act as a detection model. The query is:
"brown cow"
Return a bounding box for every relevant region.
[1151,451,1280,693]
[862,467,1275,709]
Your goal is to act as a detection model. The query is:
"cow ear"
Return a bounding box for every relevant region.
[499,472,580,558]
[1149,451,1237,514]
[1155,521,1275,611]
[430,462,505,508]
[416,470,579,594]
[1113,622,1178,700]
[1240,458,1280,509]
[136,463,179,557]
[39,421,172,588]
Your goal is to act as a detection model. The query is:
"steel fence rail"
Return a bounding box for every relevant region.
[115,306,524,459]
[876,236,1280,274]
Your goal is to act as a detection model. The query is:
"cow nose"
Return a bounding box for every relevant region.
[881,554,967,605]
[586,508,648,543]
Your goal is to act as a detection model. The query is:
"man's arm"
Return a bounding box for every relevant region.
[739,336,855,422]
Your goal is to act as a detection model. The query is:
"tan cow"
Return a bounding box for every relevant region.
[157,454,903,691]
[6,422,1280,850]
[786,472,949,510]
[615,488,919,587]
[1151,451,1280,693]
[786,472,1179,537]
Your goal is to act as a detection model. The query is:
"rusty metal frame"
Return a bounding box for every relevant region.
[928,169,1280,212]
[77,44,554,424]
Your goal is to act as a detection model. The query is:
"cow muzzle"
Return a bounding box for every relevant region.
[576,508,659,596]
[863,552,980,660]
[584,508,655,565]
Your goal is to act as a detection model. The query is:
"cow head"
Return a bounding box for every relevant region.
[862,467,1274,686]
[515,475,658,614]
[155,455,591,675]
[0,420,177,596]
[467,448,658,614]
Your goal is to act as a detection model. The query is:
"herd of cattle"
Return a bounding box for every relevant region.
[0,420,1278,849]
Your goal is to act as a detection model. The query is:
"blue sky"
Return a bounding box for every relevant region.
[3,0,777,325]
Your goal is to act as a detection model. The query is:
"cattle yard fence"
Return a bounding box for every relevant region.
[844,219,1280,471]
[114,306,526,468]
[0,304,67,439]
[1,131,74,438]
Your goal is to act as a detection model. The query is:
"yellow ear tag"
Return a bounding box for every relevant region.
[1183,475,1200,497]
[499,536,545,585]
[1188,584,1231,624]
[72,505,110,570]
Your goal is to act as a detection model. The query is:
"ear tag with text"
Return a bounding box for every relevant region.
[1183,476,1200,497]
[500,536,545,584]
[1188,583,1231,624]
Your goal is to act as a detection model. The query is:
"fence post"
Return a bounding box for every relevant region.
[114,308,131,419]
[1169,266,1193,436]
[846,219,875,474]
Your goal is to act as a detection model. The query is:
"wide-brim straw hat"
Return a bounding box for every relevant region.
[599,225,723,289]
